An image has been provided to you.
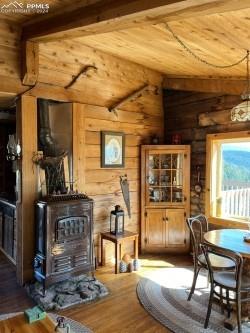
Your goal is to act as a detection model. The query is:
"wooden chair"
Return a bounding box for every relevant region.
[201,243,250,333]
[186,215,235,301]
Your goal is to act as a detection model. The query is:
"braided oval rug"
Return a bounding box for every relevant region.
[137,267,250,333]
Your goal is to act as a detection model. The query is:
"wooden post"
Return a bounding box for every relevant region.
[16,95,37,284]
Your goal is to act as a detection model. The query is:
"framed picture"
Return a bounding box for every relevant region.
[101,131,125,168]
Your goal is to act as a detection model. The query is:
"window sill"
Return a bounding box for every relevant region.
[208,217,250,229]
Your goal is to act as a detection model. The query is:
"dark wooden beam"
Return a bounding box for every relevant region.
[21,40,39,86]
[163,77,246,95]
[22,0,250,42]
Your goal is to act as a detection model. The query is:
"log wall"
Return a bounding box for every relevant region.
[163,90,249,217]
[0,20,21,79]
[0,22,164,280]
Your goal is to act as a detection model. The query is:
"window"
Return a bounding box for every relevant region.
[206,131,250,226]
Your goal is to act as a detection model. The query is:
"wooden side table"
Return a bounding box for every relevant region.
[100,231,139,274]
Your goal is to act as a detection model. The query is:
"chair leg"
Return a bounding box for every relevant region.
[219,287,224,314]
[226,289,231,318]
[188,265,201,301]
[204,284,214,329]
[206,269,210,288]
[236,294,242,333]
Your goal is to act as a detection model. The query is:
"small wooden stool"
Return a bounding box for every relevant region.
[100,231,139,274]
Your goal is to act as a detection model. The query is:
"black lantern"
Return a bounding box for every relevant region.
[110,205,124,235]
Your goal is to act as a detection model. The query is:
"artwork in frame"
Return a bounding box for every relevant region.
[101,131,125,168]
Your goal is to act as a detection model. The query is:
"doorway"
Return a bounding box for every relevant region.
[0,107,17,267]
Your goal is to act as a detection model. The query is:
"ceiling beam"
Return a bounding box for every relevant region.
[0,76,28,95]
[22,0,250,42]
[21,40,39,86]
[163,77,246,95]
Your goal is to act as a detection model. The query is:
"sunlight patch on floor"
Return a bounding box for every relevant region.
[134,258,175,279]
[136,266,208,291]
[139,258,175,268]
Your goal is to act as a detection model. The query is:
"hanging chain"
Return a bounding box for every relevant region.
[164,22,248,69]
[242,50,250,98]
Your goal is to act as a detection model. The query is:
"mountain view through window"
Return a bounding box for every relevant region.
[221,142,250,220]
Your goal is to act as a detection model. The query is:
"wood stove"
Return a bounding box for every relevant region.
[34,194,94,291]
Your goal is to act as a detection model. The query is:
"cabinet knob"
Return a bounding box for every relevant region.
[165,217,168,221]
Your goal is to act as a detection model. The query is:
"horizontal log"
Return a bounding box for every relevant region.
[191,140,206,153]
[94,202,138,220]
[0,47,21,78]
[92,191,137,206]
[0,75,28,95]
[93,213,139,234]
[83,104,162,125]
[21,40,39,86]
[164,77,246,95]
[86,168,139,183]
[22,0,250,41]
[164,90,220,107]
[86,131,143,147]
[199,109,232,126]
[85,157,139,170]
[85,144,139,158]
[84,180,139,196]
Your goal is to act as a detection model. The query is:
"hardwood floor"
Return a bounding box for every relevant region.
[0,252,34,314]
[0,252,192,332]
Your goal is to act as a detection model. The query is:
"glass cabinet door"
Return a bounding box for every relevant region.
[146,151,184,204]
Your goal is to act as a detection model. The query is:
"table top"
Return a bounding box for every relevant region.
[204,229,250,258]
[100,230,139,241]
[0,314,55,333]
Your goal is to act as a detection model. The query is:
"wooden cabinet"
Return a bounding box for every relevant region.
[141,145,190,253]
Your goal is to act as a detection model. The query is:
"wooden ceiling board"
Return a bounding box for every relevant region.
[0,20,21,51]
[39,39,162,85]
[76,8,250,78]
[0,0,99,24]
[21,0,250,42]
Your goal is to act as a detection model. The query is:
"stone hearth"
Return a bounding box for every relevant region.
[26,275,108,311]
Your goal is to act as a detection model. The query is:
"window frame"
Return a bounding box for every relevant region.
[205,130,250,228]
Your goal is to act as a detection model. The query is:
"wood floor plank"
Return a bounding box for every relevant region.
[0,252,192,332]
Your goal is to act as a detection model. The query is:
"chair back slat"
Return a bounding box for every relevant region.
[201,243,243,291]
[186,215,208,260]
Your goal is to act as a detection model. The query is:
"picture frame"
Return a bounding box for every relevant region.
[101,131,125,168]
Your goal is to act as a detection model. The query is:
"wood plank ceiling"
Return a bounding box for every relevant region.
[78,8,250,79]
[1,1,250,83]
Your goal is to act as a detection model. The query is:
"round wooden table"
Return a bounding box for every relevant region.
[204,229,250,258]
[204,229,250,321]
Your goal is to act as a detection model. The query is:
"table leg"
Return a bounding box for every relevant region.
[115,241,120,274]
[134,236,138,259]
[119,242,122,262]
[100,236,104,266]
